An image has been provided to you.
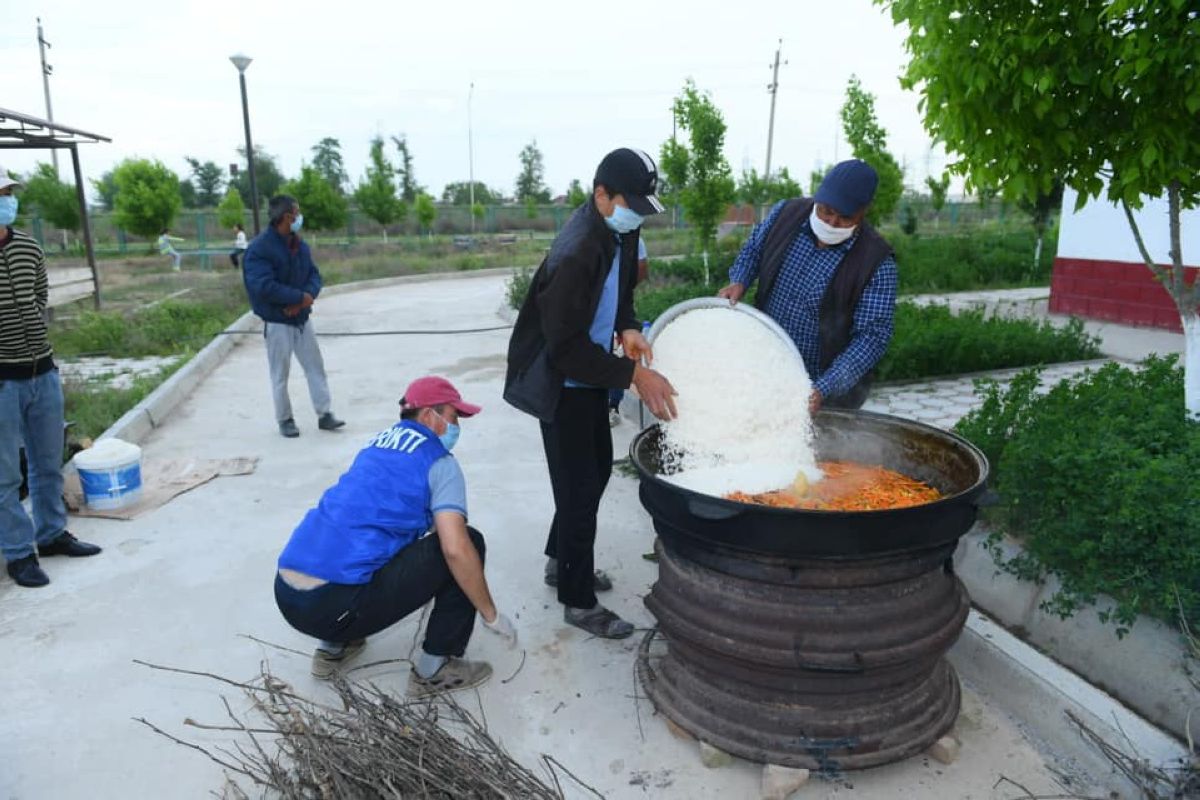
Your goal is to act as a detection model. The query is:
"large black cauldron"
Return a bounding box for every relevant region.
[633,409,989,770]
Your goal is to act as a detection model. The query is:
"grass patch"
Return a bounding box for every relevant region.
[62,362,184,441]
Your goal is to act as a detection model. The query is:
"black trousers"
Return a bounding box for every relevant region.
[274,526,486,657]
[540,387,612,609]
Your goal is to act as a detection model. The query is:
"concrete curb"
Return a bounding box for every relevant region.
[99,309,261,444]
[949,610,1189,798]
[955,526,1196,744]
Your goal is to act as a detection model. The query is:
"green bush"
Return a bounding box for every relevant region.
[954,357,1200,633]
[505,266,533,310]
[891,225,1054,293]
[875,303,1100,382]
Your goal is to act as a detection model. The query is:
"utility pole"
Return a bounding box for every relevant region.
[37,17,58,177]
[763,39,786,221]
[468,82,475,233]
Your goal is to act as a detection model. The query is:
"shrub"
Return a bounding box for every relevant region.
[955,356,1200,633]
[890,225,1055,293]
[875,303,1100,382]
[505,266,533,310]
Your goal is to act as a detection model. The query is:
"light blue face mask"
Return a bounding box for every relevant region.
[604,204,643,234]
[434,411,461,451]
[439,422,461,452]
[0,195,18,226]
[290,212,304,233]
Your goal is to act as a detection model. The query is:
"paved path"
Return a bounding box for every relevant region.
[2,274,1076,799]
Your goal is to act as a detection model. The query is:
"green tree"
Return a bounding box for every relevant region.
[91,170,117,211]
[184,157,225,207]
[565,179,587,207]
[925,173,950,215]
[515,140,551,203]
[668,80,736,253]
[1019,181,1065,272]
[739,167,805,208]
[178,179,198,209]
[112,158,183,238]
[877,0,1200,417]
[658,137,690,227]
[414,192,437,236]
[354,136,404,242]
[839,75,904,225]
[232,146,286,209]
[23,162,80,232]
[391,134,421,202]
[441,181,498,206]
[285,165,348,233]
[311,137,348,195]
[216,187,246,229]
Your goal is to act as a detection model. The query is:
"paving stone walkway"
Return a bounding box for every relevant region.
[862,359,1112,429]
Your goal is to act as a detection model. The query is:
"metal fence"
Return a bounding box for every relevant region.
[26,198,1028,257]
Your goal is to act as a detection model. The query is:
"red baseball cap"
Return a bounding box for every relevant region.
[401,376,482,417]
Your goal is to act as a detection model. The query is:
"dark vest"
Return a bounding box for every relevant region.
[754,198,893,408]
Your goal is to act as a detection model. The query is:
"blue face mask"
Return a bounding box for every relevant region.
[604,204,643,234]
[0,196,18,226]
[439,422,461,452]
[290,212,304,233]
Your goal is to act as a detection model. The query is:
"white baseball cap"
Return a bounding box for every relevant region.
[0,169,21,191]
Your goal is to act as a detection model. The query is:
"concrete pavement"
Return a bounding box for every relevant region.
[2,273,1089,799]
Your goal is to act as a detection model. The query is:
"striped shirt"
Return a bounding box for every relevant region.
[0,228,54,378]
[729,200,898,399]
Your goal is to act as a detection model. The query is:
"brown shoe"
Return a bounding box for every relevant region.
[407,658,493,698]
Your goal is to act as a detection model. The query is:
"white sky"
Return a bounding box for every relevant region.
[1,0,953,202]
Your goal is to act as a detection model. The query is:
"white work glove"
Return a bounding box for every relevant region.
[481,611,518,649]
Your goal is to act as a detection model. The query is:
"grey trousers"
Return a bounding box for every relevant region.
[264,320,332,423]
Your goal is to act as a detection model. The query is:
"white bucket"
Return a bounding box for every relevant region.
[73,438,143,510]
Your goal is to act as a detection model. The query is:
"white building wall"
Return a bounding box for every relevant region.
[1058,186,1199,267]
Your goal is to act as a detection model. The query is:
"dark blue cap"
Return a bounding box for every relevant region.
[814,159,879,216]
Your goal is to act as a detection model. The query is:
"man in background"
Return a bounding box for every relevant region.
[243,195,346,438]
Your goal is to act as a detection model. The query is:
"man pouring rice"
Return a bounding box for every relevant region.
[717,159,898,412]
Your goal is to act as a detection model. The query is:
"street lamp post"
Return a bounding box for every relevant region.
[230,53,261,235]
[468,82,476,233]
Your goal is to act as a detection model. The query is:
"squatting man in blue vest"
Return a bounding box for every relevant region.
[717,159,898,413]
[274,376,517,695]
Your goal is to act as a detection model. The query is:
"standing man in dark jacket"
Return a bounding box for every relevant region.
[717,159,898,412]
[243,195,345,438]
[504,148,677,639]
[0,170,102,588]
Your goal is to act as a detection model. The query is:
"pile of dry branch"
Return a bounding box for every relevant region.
[134,661,598,800]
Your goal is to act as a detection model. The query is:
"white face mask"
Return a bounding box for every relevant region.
[809,206,856,245]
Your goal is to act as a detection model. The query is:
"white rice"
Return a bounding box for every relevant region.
[650,306,821,497]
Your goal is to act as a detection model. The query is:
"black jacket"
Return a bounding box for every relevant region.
[504,200,640,421]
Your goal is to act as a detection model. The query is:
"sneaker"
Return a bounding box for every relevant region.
[311,639,367,679]
[6,555,49,588]
[38,531,102,558]
[608,408,622,427]
[317,412,345,431]
[279,418,300,438]
[544,557,613,591]
[564,604,635,639]
[407,658,493,698]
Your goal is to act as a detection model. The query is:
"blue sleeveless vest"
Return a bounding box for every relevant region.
[279,420,449,584]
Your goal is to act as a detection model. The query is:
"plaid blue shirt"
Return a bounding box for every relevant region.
[729,200,898,399]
